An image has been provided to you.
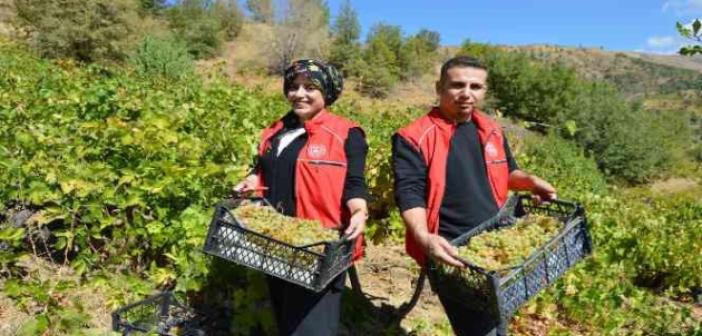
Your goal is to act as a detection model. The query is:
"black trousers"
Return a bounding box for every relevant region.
[427,267,500,336]
[266,272,346,336]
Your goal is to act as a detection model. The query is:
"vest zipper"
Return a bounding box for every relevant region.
[303,159,346,167]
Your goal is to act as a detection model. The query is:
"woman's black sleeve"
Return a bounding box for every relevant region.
[342,127,370,203]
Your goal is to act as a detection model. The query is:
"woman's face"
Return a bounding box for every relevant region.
[286,75,325,121]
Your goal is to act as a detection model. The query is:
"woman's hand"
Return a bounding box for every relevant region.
[345,198,367,240]
[345,208,367,240]
[233,174,265,195]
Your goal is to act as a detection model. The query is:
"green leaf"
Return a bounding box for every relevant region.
[693,19,701,36]
[17,314,49,336]
[564,120,578,137]
[0,227,25,241]
[676,21,689,37]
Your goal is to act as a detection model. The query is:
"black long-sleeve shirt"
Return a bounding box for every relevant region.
[258,113,369,216]
[392,120,518,240]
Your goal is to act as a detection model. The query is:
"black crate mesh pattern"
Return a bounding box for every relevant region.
[431,195,590,332]
[498,215,587,318]
[112,292,197,335]
[203,203,354,292]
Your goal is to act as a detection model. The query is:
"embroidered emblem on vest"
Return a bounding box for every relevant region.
[308,144,327,158]
[485,142,498,158]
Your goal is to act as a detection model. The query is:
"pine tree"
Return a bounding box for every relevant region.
[246,0,273,23]
[328,0,361,74]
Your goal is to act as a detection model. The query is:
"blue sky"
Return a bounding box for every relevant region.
[324,0,702,54]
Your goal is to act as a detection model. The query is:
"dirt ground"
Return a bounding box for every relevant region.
[0,257,113,335]
[0,292,31,336]
[649,177,699,194]
[343,242,450,335]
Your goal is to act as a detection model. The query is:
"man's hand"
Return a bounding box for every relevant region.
[419,233,465,268]
[529,176,557,204]
[508,170,557,204]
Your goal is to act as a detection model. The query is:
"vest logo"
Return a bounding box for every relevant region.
[308,144,327,158]
[485,142,498,158]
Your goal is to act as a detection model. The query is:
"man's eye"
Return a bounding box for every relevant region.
[470,83,485,90]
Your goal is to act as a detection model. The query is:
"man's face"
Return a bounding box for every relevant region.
[436,66,488,122]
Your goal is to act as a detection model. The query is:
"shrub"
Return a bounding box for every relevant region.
[130,34,194,80]
[14,0,140,62]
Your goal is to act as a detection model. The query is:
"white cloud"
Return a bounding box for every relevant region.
[638,34,688,54]
[635,47,680,55]
[661,0,702,15]
[647,36,677,48]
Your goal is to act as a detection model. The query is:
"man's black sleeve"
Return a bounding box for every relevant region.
[392,134,427,211]
[342,127,370,203]
[504,135,519,173]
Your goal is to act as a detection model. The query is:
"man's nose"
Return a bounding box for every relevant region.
[458,87,473,100]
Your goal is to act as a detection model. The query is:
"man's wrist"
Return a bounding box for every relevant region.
[415,232,432,252]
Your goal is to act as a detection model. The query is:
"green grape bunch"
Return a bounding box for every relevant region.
[458,214,561,274]
[436,214,562,310]
[232,201,340,248]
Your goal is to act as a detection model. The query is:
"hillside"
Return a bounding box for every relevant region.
[627,52,702,73]
[506,44,702,99]
[0,0,15,37]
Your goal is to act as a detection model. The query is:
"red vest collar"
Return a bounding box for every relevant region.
[428,107,500,135]
[302,108,331,133]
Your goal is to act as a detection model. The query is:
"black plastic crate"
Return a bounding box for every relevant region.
[427,195,592,335]
[202,198,355,292]
[112,291,203,336]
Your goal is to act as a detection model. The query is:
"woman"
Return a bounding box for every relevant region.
[235,59,368,336]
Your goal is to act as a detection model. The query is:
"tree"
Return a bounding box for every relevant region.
[352,24,404,97]
[14,0,141,62]
[415,29,440,52]
[328,0,361,74]
[211,0,244,40]
[245,0,273,23]
[138,0,166,14]
[267,0,329,73]
[166,0,244,58]
[399,28,440,78]
[677,19,701,56]
[364,23,403,76]
[130,34,194,80]
[167,0,222,58]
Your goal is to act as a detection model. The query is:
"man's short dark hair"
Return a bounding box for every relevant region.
[438,56,487,87]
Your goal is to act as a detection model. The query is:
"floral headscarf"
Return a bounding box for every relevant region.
[283,59,344,106]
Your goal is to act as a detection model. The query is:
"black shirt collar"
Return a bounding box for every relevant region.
[282,111,302,130]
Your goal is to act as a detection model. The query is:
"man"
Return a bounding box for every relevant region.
[392,56,557,335]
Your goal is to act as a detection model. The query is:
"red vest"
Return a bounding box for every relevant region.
[257,109,364,260]
[396,108,510,265]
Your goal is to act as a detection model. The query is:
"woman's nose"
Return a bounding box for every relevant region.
[293,86,306,97]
